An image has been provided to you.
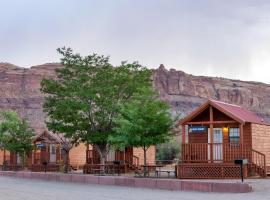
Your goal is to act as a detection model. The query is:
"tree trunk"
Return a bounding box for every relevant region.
[95,144,108,175]
[21,152,26,170]
[63,149,70,173]
[143,146,147,177]
[100,151,107,174]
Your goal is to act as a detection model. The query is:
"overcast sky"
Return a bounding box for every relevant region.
[1,0,270,83]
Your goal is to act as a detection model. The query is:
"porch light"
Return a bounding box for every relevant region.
[223,127,229,133]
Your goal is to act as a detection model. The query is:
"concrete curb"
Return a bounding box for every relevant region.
[0,171,252,193]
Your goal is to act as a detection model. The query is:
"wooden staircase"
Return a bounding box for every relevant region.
[127,155,140,171]
[248,149,266,178]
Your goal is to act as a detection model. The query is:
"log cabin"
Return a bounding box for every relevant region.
[0,130,155,172]
[0,130,63,171]
[177,99,270,179]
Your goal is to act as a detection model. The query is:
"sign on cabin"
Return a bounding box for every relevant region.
[36,143,45,148]
[188,125,207,133]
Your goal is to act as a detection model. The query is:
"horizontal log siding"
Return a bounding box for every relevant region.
[133,146,156,165]
[69,143,87,167]
[251,123,270,168]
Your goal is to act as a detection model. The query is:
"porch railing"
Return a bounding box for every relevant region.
[181,143,252,163]
[180,143,266,178]
[132,155,139,167]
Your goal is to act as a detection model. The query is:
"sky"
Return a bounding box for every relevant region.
[1,0,270,83]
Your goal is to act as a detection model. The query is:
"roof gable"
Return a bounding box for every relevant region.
[180,99,266,125]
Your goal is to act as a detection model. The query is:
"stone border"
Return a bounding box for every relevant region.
[0,171,252,193]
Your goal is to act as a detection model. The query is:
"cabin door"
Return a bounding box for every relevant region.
[49,144,56,163]
[208,128,223,162]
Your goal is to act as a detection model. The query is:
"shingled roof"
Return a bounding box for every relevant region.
[181,99,268,125]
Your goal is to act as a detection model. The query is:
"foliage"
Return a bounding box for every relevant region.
[110,87,173,170]
[156,138,180,163]
[0,111,35,167]
[41,47,152,164]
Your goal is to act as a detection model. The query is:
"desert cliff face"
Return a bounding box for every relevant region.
[0,63,61,133]
[153,64,270,122]
[1,62,270,134]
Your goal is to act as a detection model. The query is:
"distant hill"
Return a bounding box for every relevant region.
[1,62,269,134]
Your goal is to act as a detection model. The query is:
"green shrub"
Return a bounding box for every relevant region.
[156,139,180,163]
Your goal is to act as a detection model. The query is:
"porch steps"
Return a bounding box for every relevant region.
[248,163,266,178]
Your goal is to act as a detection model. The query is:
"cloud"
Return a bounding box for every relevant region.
[1,0,270,83]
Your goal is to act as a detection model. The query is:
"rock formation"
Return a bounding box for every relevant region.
[153,64,270,122]
[0,62,61,133]
[1,62,270,134]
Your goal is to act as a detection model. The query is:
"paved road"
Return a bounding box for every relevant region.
[0,176,269,200]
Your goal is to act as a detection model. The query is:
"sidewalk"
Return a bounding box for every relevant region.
[0,171,252,193]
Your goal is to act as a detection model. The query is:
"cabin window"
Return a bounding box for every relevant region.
[229,128,240,143]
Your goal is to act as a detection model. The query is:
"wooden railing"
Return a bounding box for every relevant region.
[251,149,266,177]
[86,150,100,164]
[31,164,61,172]
[181,143,266,177]
[181,143,252,163]
[132,155,139,167]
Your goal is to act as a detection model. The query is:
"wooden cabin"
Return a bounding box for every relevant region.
[83,145,156,174]
[177,99,270,179]
[0,130,62,171]
[31,130,63,171]
[0,128,156,173]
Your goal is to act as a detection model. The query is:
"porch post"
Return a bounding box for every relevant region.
[59,144,62,162]
[86,143,89,164]
[210,106,214,163]
[3,149,6,163]
[33,143,36,165]
[239,123,244,156]
[46,143,49,163]
[182,124,186,144]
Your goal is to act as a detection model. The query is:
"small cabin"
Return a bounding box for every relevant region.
[177,99,270,179]
[31,130,63,171]
[0,130,63,171]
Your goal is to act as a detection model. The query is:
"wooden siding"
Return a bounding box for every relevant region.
[69,143,87,167]
[243,123,252,147]
[133,146,156,165]
[251,123,270,167]
[70,144,156,167]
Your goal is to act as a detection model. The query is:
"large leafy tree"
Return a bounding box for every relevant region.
[0,111,35,168]
[110,88,173,176]
[41,47,151,166]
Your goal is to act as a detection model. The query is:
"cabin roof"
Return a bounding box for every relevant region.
[181,99,268,125]
[33,130,63,143]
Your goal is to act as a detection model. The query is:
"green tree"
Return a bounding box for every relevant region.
[41,47,152,167]
[110,88,173,176]
[0,111,35,168]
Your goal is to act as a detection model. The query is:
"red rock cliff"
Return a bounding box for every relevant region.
[153,64,270,122]
[1,62,270,134]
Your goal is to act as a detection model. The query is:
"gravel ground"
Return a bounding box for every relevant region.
[0,176,269,200]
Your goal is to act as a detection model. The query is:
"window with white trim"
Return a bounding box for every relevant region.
[229,128,240,143]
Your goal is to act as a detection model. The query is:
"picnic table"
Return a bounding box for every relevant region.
[136,165,163,177]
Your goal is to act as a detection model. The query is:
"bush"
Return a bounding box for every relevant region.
[156,139,180,164]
